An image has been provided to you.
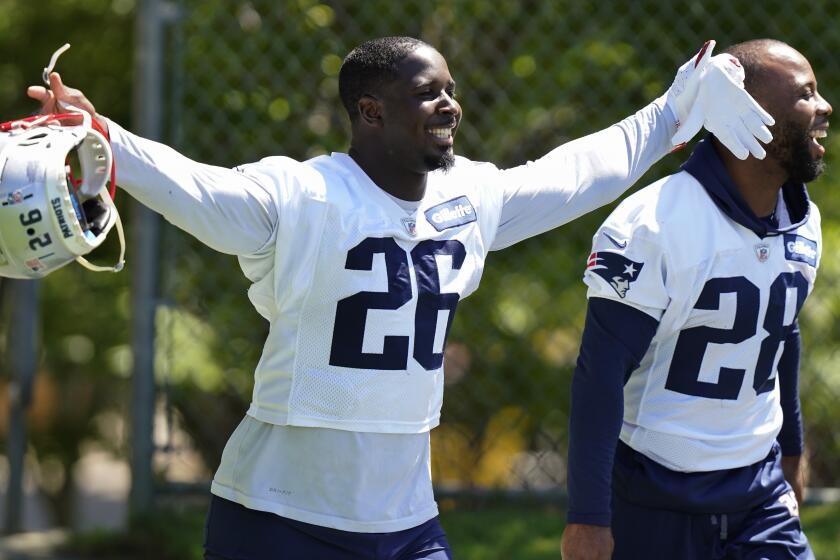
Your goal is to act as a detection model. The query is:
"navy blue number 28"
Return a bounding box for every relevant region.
[665,272,808,399]
[329,237,466,371]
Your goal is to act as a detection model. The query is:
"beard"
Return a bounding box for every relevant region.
[767,119,825,183]
[424,149,456,173]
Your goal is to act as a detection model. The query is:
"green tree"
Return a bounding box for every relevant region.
[0,0,134,526]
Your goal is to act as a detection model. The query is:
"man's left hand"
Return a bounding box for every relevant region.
[782,455,806,505]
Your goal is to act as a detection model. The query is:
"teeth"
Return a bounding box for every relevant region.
[428,127,452,139]
[812,129,828,139]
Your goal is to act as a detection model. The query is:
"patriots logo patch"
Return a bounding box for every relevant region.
[586,251,644,299]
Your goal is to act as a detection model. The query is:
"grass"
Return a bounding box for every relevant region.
[61,501,840,559]
[64,508,205,560]
[802,502,840,559]
[440,504,566,560]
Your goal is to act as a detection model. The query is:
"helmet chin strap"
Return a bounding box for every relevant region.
[69,111,125,273]
[75,207,126,273]
[44,42,125,273]
[43,43,71,85]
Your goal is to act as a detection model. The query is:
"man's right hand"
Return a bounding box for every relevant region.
[561,523,614,560]
[666,40,774,160]
[26,72,108,135]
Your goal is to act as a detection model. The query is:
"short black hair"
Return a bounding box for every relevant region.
[338,36,431,121]
[723,38,791,93]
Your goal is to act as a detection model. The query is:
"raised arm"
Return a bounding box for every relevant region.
[491,96,673,250]
[490,41,774,250]
[105,120,277,255]
[28,73,278,256]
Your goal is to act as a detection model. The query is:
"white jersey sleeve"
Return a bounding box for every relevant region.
[584,222,669,321]
[233,153,505,432]
[491,97,676,250]
[107,119,278,256]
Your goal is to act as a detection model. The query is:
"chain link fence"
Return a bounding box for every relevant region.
[150,0,840,498]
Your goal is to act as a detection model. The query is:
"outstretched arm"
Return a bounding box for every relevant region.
[491,41,773,250]
[492,96,673,250]
[28,73,278,256]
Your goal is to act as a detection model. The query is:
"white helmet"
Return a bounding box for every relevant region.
[0,109,125,278]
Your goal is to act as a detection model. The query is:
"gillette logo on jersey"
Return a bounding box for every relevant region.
[425,196,476,231]
[784,234,817,267]
[587,251,644,298]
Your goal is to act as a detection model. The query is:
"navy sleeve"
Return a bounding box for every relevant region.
[776,322,803,456]
[567,297,658,526]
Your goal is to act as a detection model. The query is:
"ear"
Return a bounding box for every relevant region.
[357,94,383,127]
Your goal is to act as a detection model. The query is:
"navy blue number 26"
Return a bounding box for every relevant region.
[329,237,466,371]
[665,272,808,399]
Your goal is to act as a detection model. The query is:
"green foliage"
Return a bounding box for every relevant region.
[63,506,205,560]
[162,0,840,489]
[441,505,566,560]
[0,0,133,125]
[0,0,134,525]
[802,502,840,559]
[166,0,688,485]
[5,1,840,530]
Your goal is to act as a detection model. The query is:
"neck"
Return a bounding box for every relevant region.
[349,145,428,202]
[712,138,784,217]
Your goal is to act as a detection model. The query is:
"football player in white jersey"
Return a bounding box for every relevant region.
[29,37,774,559]
[563,39,830,560]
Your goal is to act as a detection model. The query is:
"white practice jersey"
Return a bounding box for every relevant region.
[584,168,821,473]
[238,151,501,432]
[107,96,675,531]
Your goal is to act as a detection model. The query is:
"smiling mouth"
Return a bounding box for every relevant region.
[428,126,454,140]
[809,126,829,156]
[810,128,828,140]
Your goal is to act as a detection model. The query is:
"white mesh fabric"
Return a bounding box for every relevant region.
[599,172,820,472]
[288,206,445,432]
[243,154,501,433]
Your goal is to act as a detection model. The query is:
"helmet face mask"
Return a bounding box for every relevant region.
[0,111,124,279]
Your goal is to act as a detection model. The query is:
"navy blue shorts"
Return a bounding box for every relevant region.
[611,443,814,560]
[203,495,452,560]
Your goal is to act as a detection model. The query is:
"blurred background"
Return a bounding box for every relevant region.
[2,1,840,558]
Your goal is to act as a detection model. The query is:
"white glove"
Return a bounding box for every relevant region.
[666,40,715,129]
[667,41,775,160]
